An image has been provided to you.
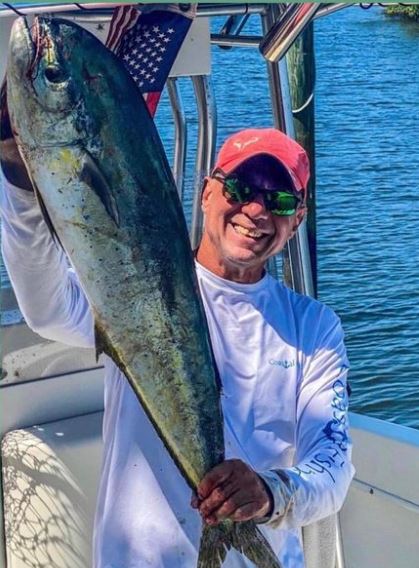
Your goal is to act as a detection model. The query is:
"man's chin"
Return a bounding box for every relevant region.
[223,247,267,268]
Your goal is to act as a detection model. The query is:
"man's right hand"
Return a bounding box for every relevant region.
[0,79,33,191]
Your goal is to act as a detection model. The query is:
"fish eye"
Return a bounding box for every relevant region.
[44,65,68,84]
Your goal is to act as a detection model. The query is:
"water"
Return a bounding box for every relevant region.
[315,7,419,428]
[1,6,418,428]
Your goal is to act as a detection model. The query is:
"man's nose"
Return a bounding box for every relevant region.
[241,193,269,219]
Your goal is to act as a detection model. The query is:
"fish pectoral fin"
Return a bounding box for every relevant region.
[94,323,127,379]
[94,322,109,363]
[79,150,120,227]
[32,180,64,249]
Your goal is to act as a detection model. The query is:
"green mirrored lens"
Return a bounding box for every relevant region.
[265,192,299,214]
[270,207,297,216]
[223,178,300,216]
[223,178,250,203]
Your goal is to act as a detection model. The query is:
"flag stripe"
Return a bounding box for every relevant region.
[144,92,161,117]
[106,5,139,52]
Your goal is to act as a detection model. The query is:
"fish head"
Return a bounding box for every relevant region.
[7,16,103,149]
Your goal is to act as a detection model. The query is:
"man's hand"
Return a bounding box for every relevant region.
[191,459,273,525]
[0,79,33,191]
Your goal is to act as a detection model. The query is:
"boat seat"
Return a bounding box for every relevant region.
[2,341,98,384]
[1,411,103,568]
[2,410,340,568]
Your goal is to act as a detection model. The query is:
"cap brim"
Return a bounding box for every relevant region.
[223,152,304,194]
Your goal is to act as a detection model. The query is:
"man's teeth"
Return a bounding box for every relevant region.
[233,224,263,238]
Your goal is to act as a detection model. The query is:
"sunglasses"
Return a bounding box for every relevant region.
[212,170,303,217]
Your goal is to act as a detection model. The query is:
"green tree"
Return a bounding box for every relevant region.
[385,4,419,21]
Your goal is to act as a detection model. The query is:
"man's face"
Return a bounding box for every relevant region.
[197,166,306,283]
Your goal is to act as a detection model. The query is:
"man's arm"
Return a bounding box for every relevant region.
[0,80,33,191]
[193,309,354,529]
[260,309,354,529]
[0,80,94,348]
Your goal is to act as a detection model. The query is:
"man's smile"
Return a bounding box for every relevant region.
[231,222,270,240]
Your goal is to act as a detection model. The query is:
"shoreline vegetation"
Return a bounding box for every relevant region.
[384,4,419,21]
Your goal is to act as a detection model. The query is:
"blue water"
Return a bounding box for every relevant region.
[1,6,418,428]
[314,8,419,429]
[156,6,419,429]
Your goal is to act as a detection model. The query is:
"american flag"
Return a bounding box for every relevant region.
[106,4,196,117]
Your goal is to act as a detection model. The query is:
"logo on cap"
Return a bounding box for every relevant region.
[233,137,261,151]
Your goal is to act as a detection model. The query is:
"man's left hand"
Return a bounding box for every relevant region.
[191,459,272,525]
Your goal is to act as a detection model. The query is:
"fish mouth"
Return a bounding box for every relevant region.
[27,17,41,77]
[22,17,35,59]
[9,17,36,77]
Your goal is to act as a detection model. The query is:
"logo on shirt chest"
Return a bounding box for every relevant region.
[269,358,296,369]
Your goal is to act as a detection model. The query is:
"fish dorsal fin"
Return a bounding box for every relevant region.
[79,150,120,227]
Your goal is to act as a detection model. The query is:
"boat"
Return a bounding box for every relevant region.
[0,3,418,567]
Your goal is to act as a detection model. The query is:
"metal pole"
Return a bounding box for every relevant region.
[315,3,355,20]
[335,516,347,568]
[261,5,287,132]
[261,5,314,297]
[0,3,268,19]
[188,4,267,18]
[261,5,285,280]
[281,57,314,298]
[190,75,217,250]
[286,25,318,297]
[210,34,260,48]
[259,3,321,63]
[166,77,187,199]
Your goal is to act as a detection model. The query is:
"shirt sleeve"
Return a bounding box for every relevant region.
[0,174,95,348]
[261,306,355,529]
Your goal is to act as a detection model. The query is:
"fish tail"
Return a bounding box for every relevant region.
[197,520,282,568]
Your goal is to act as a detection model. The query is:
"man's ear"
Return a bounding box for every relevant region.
[289,205,307,238]
[201,176,212,212]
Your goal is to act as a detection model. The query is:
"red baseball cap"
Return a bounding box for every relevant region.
[213,128,310,197]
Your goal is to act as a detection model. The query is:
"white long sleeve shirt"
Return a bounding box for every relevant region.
[1,177,355,568]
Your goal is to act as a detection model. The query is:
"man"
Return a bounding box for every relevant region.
[1,83,354,567]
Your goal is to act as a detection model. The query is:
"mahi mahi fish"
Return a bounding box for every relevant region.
[6,17,282,568]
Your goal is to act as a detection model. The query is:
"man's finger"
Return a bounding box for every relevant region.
[190,494,200,509]
[204,490,259,523]
[199,481,240,518]
[197,461,235,499]
[211,491,248,520]
[213,496,267,523]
